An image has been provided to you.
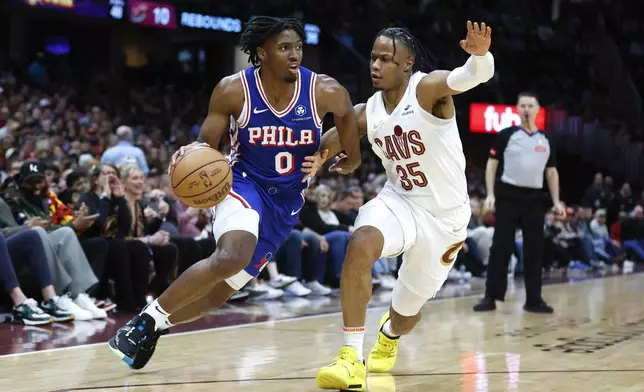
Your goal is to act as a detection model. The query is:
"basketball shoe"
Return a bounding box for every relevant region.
[367,312,400,373]
[315,346,366,391]
[108,313,168,369]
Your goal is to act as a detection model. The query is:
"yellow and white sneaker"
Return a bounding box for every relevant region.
[367,312,399,373]
[316,346,366,391]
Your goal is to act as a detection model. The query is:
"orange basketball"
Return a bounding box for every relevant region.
[170,147,232,208]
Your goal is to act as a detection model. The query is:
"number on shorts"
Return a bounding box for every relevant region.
[396,162,428,190]
[275,151,294,175]
[440,240,465,266]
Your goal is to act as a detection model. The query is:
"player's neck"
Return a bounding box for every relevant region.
[258,68,294,101]
[381,78,410,114]
[521,121,538,133]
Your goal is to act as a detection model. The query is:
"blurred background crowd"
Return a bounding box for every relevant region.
[0,0,643,326]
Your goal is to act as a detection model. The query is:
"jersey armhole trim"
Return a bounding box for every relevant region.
[238,70,251,128]
[310,73,323,128]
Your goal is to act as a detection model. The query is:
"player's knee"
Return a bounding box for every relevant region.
[208,244,253,278]
[346,227,382,268]
[391,280,431,317]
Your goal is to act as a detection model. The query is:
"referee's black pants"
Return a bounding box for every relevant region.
[485,196,545,305]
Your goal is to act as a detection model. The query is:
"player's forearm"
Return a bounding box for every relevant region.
[318,127,345,158]
[485,159,498,197]
[546,168,560,204]
[334,111,361,163]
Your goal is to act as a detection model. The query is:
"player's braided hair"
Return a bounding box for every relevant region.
[240,16,306,67]
[375,27,434,73]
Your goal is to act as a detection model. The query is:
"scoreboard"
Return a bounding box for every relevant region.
[128,0,176,29]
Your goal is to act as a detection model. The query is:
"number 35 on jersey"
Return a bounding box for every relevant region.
[374,125,428,191]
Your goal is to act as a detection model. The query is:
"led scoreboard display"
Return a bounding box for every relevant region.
[129,0,177,29]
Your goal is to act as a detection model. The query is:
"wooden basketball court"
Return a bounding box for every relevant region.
[2,273,644,392]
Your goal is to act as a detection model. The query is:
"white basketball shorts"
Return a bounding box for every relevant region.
[354,183,471,302]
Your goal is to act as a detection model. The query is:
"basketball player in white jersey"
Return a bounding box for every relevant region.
[302,21,494,391]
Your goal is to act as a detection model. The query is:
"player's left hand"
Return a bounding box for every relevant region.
[460,21,492,56]
[552,201,566,219]
[329,153,360,175]
[301,149,329,183]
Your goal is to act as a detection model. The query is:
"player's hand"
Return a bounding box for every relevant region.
[301,149,329,183]
[460,21,492,56]
[552,201,566,219]
[168,141,210,176]
[483,195,495,213]
[329,153,360,175]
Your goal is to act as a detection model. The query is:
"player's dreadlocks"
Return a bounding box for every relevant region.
[240,16,306,67]
[375,27,434,73]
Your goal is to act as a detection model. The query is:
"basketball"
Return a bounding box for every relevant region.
[170,147,232,208]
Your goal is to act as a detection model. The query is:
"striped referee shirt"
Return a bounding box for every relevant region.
[489,126,555,199]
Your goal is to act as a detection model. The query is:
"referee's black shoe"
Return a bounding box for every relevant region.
[523,300,554,314]
[473,297,496,311]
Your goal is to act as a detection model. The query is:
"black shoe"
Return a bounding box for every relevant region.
[523,300,554,314]
[473,297,496,312]
[108,313,167,369]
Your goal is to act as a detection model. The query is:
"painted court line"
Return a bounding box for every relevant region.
[1,273,636,359]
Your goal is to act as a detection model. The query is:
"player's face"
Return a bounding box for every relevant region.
[259,29,303,83]
[370,36,413,90]
[517,96,540,122]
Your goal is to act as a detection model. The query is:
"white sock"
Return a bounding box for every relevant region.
[343,326,365,361]
[382,320,400,339]
[142,299,173,331]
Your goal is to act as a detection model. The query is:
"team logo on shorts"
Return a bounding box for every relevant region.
[440,240,465,266]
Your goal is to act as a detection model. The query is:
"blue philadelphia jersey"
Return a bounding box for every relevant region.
[228,66,323,192]
[224,66,323,279]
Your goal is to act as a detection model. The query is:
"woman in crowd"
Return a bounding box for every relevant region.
[119,164,178,297]
[79,163,156,311]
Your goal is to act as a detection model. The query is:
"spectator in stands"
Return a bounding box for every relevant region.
[589,208,621,264]
[79,163,153,311]
[0,162,110,288]
[101,126,149,175]
[300,185,353,285]
[331,186,363,221]
[582,172,606,210]
[0,164,108,319]
[58,169,90,210]
[619,205,644,262]
[0,230,73,325]
[119,163,178,296]
[611,182,636,219]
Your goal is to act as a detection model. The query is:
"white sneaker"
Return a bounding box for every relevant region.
[378,275,396,290]
[74,293,108,319]
[251,284,284,300]
[56,294,93,321]
[269,274,298,289]
[304,280,332,296]
[283,280,311,297]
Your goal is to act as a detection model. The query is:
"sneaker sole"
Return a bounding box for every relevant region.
[315,372,365,391]
[52,315,75,323]
[108,337,134,368]
[12,316,53,326]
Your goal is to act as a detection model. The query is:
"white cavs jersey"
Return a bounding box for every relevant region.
[365,71,468,213]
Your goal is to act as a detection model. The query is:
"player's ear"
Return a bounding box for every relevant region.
[404,57,415,73]
[257,47,266,62]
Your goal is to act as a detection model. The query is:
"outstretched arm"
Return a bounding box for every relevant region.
[315,75,362,171]
[416,21,494,116]
[301,104,367,180]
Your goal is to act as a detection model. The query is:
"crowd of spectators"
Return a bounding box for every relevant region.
[1,0,643,327]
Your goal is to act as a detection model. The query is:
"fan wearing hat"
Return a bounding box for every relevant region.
[0,162,108,320]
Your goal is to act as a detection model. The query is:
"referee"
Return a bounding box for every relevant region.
[473,92,565,314]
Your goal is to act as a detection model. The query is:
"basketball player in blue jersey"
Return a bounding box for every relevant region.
[108,16,362,369]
